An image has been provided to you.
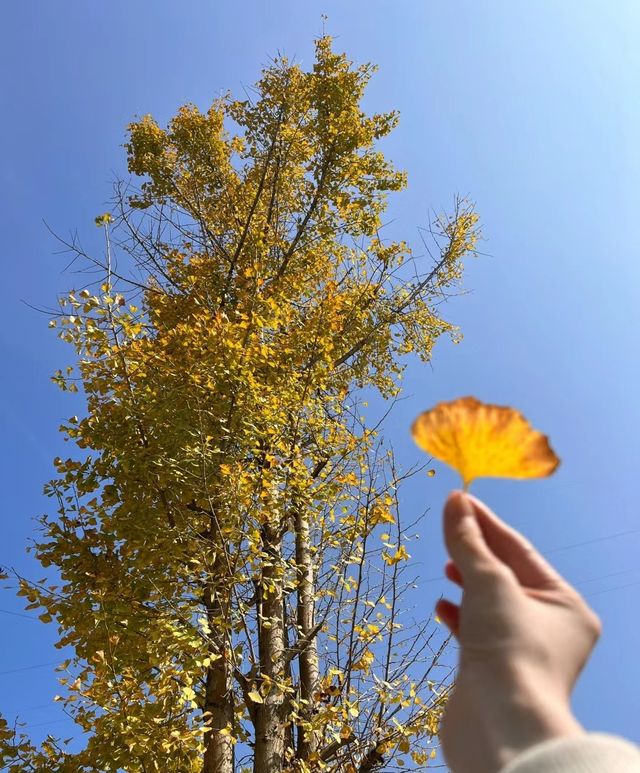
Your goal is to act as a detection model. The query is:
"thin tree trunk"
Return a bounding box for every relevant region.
[254,523,286,772]
[202,561,234,772]
[295,506,320,760]
[283,602,295,759]
[202,653,234,772]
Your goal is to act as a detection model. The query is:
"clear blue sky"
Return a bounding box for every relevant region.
[1,0,639,757]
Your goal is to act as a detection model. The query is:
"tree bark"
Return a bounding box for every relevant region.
[358,746,385,772]
[295,506,320,760]
[202,652,234,773]
[254,523,286,772]
[202,557,234,773]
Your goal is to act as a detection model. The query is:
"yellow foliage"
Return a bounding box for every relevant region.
[369,502,396,525]
[4,34,481,773]
[382,544,410,565]
[352,648,375,673]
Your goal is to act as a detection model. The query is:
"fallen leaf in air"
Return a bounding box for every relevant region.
[411,396,559,490]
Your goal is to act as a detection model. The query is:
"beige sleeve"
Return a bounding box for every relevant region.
[499,734,640,773]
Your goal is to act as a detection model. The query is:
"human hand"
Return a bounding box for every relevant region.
[436,491,602,773]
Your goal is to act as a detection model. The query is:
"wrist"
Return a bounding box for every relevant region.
[485,673,584,770]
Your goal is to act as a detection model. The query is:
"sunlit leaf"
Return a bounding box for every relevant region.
[411,396,559,489]
[94,212,113,227]
[382,544,410,565]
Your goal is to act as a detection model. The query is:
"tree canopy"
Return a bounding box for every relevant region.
[1,36,479,772]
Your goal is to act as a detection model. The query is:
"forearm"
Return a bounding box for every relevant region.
[446,670,583,773]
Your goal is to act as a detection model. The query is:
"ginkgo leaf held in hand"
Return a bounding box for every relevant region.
[411,396,560,490]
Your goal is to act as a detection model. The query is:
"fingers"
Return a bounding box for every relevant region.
[445,560,464,587]
[443,490,498,581]
[465,493,565,590]
[435,598,460,637]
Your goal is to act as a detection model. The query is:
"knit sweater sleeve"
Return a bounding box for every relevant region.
[499,734,640,773]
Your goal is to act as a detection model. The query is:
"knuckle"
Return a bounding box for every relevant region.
[475,562,510,586]
[583,608,602,641]
[567,590,602,641]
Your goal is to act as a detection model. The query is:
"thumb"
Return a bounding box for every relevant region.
[443,490,498,580]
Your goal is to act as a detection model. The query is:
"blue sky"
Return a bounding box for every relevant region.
[1,0,639,758]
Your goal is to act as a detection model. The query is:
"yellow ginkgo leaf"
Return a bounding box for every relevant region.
[411,396,559,490]
[382,544,410,565]
[352,649,375,673]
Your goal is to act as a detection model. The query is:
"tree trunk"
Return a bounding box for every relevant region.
[359,748,385,772]
[254,523,286,772]
[202,561,234,773]
[202,653,234,773]
[295,506,320,760]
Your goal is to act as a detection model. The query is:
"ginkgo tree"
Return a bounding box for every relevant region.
[0,37,480,772]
